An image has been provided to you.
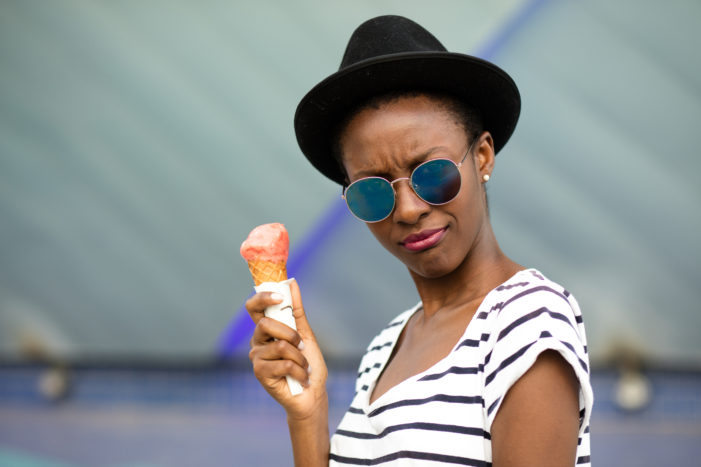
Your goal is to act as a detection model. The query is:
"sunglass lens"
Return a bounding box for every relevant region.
[345,177,395,222]
[412,159,461,204]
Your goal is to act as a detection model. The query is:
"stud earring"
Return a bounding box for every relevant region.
[482,174,490,182]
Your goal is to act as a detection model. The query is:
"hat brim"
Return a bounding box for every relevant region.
[294,51,521,185]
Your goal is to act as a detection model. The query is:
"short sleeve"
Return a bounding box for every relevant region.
[482,285,593,437]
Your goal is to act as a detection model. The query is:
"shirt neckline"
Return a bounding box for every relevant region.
[361,267,535,412]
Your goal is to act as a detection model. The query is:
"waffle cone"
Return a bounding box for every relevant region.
[247,259,287,286]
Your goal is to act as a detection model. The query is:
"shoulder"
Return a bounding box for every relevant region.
[483,268,585,340]
[481,268,588,366]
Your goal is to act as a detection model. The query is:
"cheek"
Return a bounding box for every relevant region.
[446,183,487,231]
[366,222,394,250]
[457,170,485,210]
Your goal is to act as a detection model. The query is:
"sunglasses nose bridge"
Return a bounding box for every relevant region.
[389,176,410,188]
[389,177,427,209]
[388,176,417,203]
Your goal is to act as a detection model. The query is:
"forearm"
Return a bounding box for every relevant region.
[287,394,330,467]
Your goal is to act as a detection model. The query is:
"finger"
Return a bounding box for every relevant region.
[245,291,284,323]
[288,279,317,342]
[250,316,302,347]
[254,338,309,370]
[252,357,310,386]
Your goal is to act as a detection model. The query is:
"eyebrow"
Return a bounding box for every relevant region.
[351,146,452,180]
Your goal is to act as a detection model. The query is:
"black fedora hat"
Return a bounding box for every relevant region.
[294,15,521,186]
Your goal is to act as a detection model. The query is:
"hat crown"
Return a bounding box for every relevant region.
[340,15,447,69]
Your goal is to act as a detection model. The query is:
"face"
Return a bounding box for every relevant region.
[339,94,495,279]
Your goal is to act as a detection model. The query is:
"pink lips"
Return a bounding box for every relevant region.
[401,227,447,252]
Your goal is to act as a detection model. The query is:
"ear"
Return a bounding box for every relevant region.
[473,131,496,181]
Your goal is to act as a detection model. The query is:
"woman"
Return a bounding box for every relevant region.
[246,15,593,466]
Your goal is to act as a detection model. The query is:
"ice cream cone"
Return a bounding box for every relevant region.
[247,259,287,286]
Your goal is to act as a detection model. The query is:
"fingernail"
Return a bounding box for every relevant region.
[307,364,312,375]
[270,292,284,302]
[297,340,305,351]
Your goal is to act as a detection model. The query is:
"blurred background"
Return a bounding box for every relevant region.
[1,0,699,465]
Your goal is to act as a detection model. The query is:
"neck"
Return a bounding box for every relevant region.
[409,223,522,319]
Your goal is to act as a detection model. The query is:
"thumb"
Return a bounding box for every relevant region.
[288,278,316,342]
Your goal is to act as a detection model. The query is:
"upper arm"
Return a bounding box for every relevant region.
[491,350,580,467]
[481,283,593,466]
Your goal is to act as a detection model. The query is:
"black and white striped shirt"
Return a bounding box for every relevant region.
[329,269,593,466]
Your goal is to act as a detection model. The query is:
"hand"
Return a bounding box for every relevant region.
[246,279,328,420]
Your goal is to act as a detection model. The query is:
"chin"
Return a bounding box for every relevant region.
[404,254,457,279]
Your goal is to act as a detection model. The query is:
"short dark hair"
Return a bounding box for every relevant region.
[330,90,483,185]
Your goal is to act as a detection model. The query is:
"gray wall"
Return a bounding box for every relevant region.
[1,0,699,366]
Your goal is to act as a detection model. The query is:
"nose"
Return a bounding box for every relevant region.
[391,179,430,224]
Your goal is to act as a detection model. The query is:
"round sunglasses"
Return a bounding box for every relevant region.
[342,139,478,223]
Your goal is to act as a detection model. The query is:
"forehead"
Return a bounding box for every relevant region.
[338,94,466,176]
[347,92,463,128]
